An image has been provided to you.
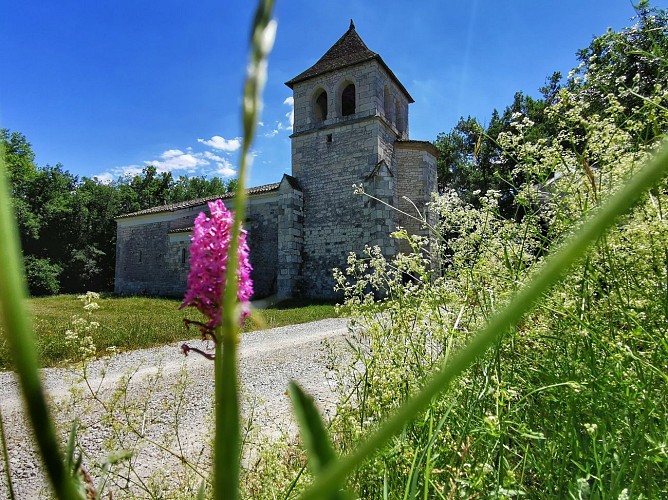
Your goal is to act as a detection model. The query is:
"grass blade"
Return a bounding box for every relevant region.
[297,141,668,499]
[197,478,207,500]
[65,420,78,471]
[289,381,337,473]
[213,1,275,499]
[0,143,83,499]
[289,382,349,499]
[0,407,15,500]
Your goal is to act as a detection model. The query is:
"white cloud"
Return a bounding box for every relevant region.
[283,96,294,128]
[147,150,209,173]
[197,135,242,151]
[161,149,184,159]
[93,164,144,183]
[214,157,237,178]
[94,135,244,182]
[93,172,115,184]
[202,151,226,162]
[265,96,295,137]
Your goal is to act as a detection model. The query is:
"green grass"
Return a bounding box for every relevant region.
[0,294,340,370]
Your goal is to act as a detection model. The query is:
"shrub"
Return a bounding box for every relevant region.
[24,255,62,296]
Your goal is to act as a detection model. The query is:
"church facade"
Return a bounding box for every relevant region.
[114,21,438,299]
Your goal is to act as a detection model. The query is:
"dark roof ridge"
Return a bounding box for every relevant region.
[116,181,281,220]
[285,21,374,87]
[281,173,302,191]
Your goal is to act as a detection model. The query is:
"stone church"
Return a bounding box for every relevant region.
[114,21,438,299]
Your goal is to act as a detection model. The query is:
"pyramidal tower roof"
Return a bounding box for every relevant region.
[285,20,414,103]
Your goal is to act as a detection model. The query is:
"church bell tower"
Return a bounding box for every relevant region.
[284,20,437,298]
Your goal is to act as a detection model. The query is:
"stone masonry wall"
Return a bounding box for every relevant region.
[245,197,280,298]
[115,213,194,297]
[291,59,413,298]
[292,120,372,297]
[395,144,438,253]
[277,182,304,298]
[114,194,281,298]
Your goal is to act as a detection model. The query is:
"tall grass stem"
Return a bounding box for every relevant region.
[0,149,83,498]
[214,1,275,498]
[0,407,15,499]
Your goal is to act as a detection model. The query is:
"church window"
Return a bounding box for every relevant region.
[139,250,142,263]
[314,89,327,122]
[181,248,187,264]
[326,134,333,143]
[341,83,356,116]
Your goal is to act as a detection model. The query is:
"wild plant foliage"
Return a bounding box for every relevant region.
[329,53,668,498]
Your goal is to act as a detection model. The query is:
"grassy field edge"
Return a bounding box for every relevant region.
[0,294,341,370]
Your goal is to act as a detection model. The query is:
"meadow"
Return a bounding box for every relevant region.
[0,295,339,370]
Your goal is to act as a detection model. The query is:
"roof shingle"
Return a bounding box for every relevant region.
[285,20,413,103]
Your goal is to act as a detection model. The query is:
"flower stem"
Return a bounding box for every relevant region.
[213,325,240,497]
[213,1,275,499]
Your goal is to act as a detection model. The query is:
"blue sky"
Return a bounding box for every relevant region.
[1,0,665,188]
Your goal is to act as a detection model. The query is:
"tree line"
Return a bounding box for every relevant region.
[434,0,668,218]
[1,130,237,296]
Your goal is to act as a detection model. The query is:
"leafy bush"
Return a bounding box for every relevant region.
[24,255,62,296]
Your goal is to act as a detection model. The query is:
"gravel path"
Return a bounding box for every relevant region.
[0,317,349,498]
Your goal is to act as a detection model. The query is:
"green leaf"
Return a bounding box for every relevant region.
[197,479,207,500]
[65,420,78,471]
[289,381,336,473]
[289,381,350,499]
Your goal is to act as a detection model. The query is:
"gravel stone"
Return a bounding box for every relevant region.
[0,318,348,498]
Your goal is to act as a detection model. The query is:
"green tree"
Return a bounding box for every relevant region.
[571,1,668,142]
[23,256,62,296]
[170,175,234,202]
[434,116,483,197]
[127,165,174,209]
[1,129,41,241]
[2,127,239,294]
[64,178,120,291]
[434,90,558,217]
[434,1,668,216]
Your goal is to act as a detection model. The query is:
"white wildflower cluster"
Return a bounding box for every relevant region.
[584,422,598,435]
[64,292,102,362]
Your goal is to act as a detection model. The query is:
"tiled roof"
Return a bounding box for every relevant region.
[285,20,414,103]
[396,139,440,158]
[116,181,281,219]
